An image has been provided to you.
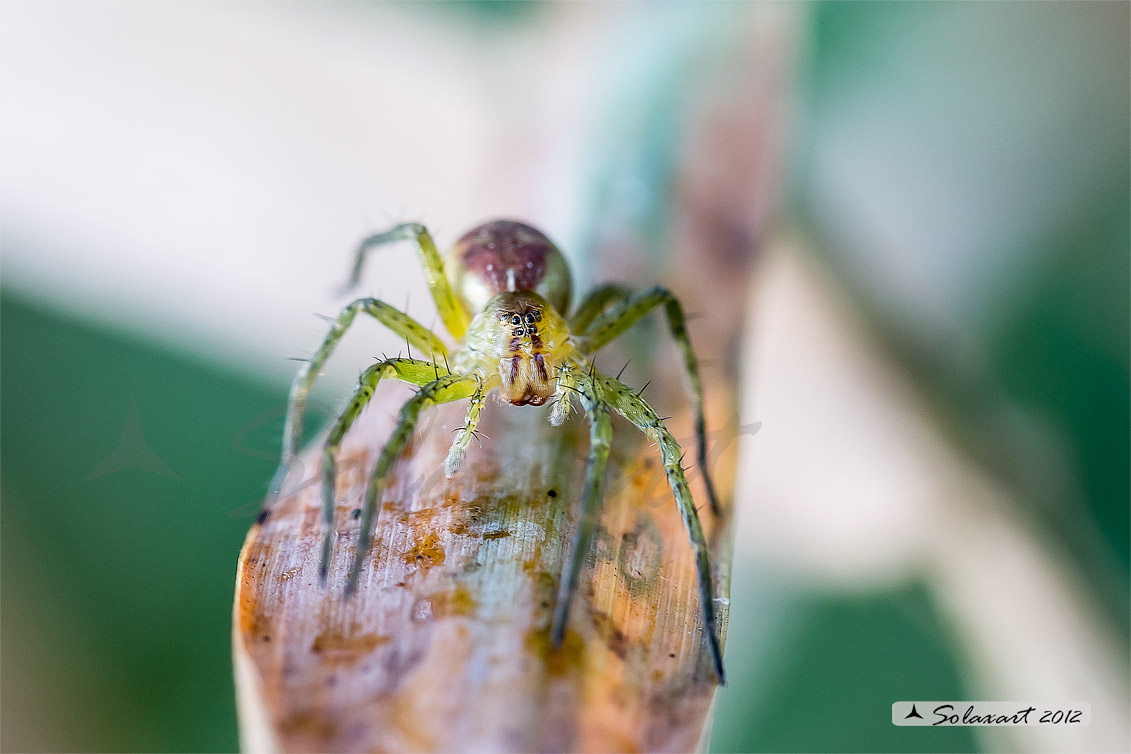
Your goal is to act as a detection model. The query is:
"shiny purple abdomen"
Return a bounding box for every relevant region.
[455,221,555,292]
[450,220,572,314]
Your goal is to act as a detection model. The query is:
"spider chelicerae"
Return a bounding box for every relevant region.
[265,219,725,683]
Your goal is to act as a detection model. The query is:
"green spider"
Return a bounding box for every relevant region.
[265,220,725,683]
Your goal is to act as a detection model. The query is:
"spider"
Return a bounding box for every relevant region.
[265,220,725,684]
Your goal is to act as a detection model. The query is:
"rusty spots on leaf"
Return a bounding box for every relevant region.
[451,519,511,541]
[309,632,391,669]
[237,592,267,642]
[525,626,586,676]
[311,632,391,655]
[404,532,446,570]
[277,710,340,742]
[237,563,269,642]
[617,514,663,596]
[590,610,632,660]
[628,457,656,494]
[428,584,477,618]
[528,569,556,593]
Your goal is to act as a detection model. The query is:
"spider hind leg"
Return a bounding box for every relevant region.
[343,223,470,340]
[598,372,726,684]
[569,284,631,334]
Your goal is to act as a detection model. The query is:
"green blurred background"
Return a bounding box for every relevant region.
[2,2,1127,752]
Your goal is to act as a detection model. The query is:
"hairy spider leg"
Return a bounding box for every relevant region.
[549,364,579,426]
[584,286,722,516]
[598,372,725,685]
[346,373,479,595]
[569,283,632,334]
[267,298,448,502]
[551,370,612,648]
[445,381,487,477]
[342,223,470,340]
[319,357,451,581]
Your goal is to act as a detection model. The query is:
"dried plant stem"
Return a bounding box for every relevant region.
[233,379,735,753]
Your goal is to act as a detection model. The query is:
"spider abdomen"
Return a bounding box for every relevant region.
[448,220,572,316]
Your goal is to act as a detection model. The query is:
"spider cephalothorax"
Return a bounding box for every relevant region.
[266,219,726,683]
[460,291,569,406]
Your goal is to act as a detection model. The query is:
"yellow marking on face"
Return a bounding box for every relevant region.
[455,291,577,407]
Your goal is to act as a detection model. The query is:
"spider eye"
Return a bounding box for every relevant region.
[511,315,522,325]
[524,312,535,325]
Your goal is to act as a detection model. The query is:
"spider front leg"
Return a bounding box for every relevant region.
[549,365,579,426]
[342,223,470,339]
[444,381,486,477]
[319,357,452,581]
[597,372,726,685]
[267,298,448,503]
[551,370,612,647]
[346,373,478,595]
[584,286,722,516]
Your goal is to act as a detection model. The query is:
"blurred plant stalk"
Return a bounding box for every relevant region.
[741,242,1130,753]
